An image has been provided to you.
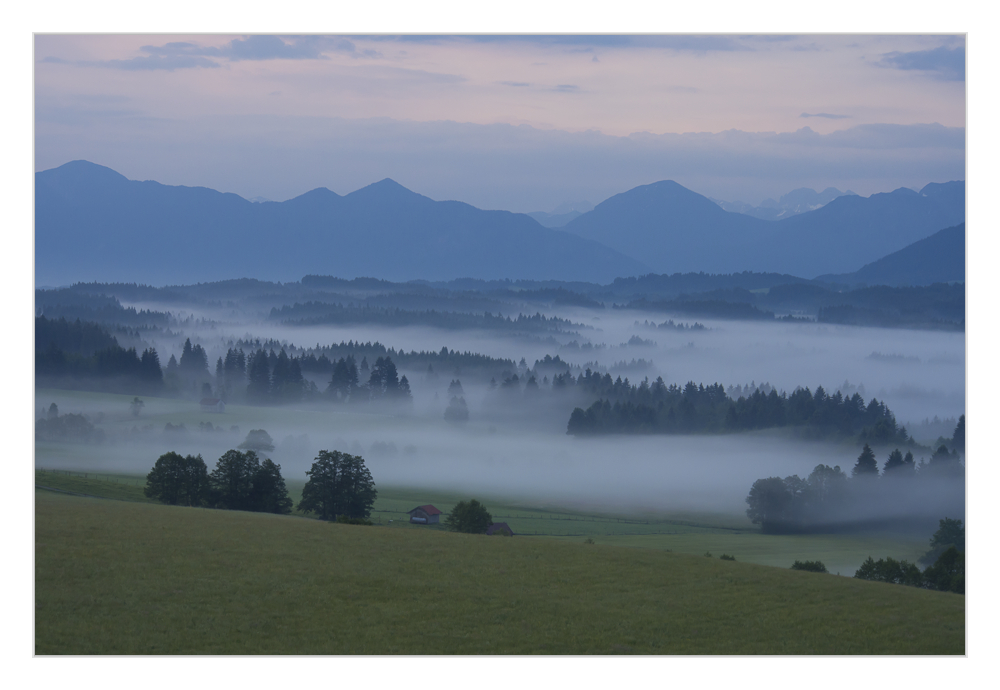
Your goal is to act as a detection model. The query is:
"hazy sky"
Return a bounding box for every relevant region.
[34,33,965,210]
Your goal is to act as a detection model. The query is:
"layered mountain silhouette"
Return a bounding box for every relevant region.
[35,161,649,286]
[817,223,965,287]
[36,161,965,285]
[563,179,964,277]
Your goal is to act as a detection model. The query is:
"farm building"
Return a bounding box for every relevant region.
[199,398,225,413]
[486,522,514,536]
[408,505,442,524]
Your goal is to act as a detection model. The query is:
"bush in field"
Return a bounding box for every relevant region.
[298,450,377,521]
[923,546,964,594]
[791,560,828,573]
[854,556,923,587]
[144,452,209,506]
[719,554,736,561]
[445,499,492,534]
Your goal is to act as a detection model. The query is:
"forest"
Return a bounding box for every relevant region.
[566,374,912,444]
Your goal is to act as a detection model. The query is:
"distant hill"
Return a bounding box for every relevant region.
[35,161,649,286]
[816,224,965,287]
[563,180,965,277]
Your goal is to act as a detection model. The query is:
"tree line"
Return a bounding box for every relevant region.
[852,518,964,594]
[231,338,517,384]
[268,302,586,336]
[615,282,964,331]
[791,518,964,594]
[745,423,964,535]
[144,448,376,522]
[216,347,412,406]
[566,374,910,443]
[36,317,164,395]
[37,290,171,328]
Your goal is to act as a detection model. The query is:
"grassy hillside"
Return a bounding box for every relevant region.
[35,470,927,575]
[35,490,964,654]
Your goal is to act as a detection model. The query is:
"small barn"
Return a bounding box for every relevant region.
[199,398,225,413]
[486,522,514,536]
[408,505,442,524]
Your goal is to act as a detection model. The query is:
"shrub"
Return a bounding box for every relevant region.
[854,556,923,586]
[719,554,736,561]
[923,546,964,594]
[791,560,828,573]
[445,499,492,534]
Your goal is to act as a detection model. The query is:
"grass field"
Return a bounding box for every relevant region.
[34,489,964,654]
[34,469,928,575]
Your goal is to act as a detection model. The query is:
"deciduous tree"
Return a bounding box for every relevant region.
[209,449,261,511]
[445,499,493,533]
[298,450,377,521]
[144,452,209,506]
[251,457,294,514]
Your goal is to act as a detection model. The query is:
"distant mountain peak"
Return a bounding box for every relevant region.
[346,177,431,203]
[40,159,129,184]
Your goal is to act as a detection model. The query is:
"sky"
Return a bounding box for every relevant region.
[34,32,966,211]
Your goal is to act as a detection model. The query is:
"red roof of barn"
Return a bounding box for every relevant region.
[409,504,442,516]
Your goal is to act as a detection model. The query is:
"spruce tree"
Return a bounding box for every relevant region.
[883,448,905,474]
[852,443,879,478]
[246,350,271,404]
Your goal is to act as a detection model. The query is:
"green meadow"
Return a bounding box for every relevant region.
[35,489,964,655]
[34,469,927,576]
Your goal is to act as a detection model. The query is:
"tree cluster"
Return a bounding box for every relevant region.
[36,320,163,395]
[35,410,106,443]
[144,449,292,514]
[745,441,964,535]
[36,315,118,355]
[854,520,964,594]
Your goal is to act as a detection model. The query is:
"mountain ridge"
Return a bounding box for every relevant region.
[563,178,964,277]
[35,161,649,286]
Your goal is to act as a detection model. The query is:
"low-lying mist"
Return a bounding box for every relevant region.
[35,391,954,524]
[37,289,965,526]
[168,306,965,429]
